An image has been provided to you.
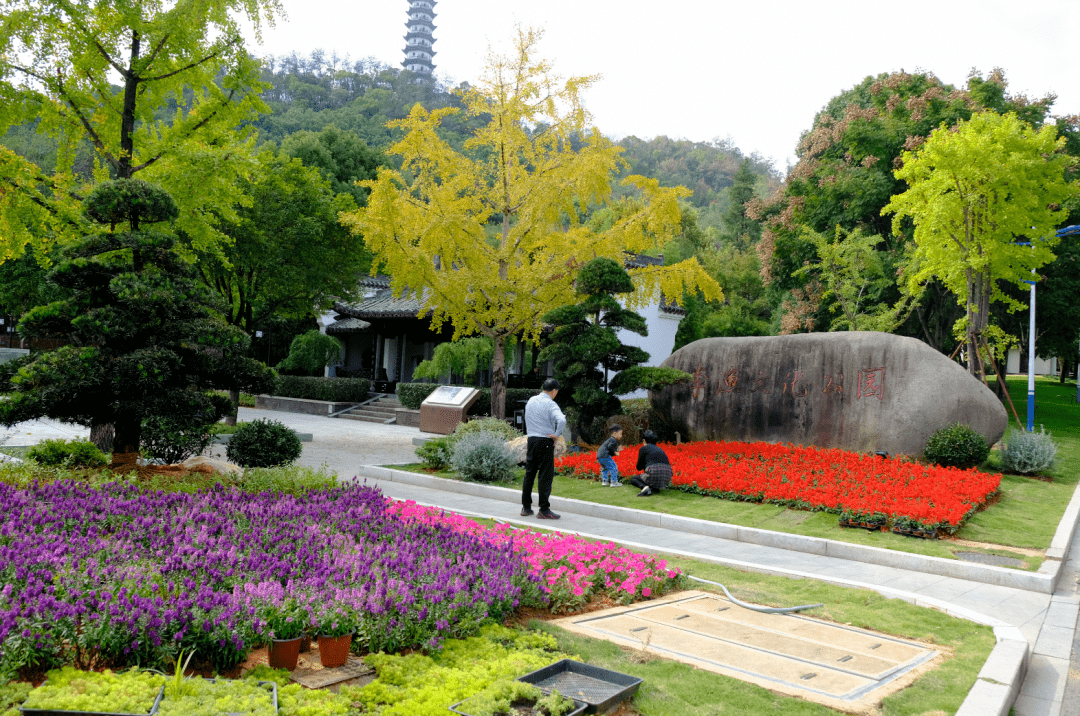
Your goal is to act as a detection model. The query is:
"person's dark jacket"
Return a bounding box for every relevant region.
[636,444,670,470]
[597,436,619,459]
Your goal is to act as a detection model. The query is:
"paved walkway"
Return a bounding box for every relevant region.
[3,408,1077,715]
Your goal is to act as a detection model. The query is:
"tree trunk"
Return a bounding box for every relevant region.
[118,30,140,181]
[491,336,507,420]
[89,421,114,453]
[1061,359,1070,385]
[226,389,240,427]
[108,415,142,472]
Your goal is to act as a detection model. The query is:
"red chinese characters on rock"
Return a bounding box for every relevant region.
[686,367,862,399]
[690,364,708,400]
[857,367,886,400]
[716,367,739,395]
[782,370,809,396]
[822,373,844,393]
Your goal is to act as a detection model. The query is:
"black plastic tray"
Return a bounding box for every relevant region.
[448,692,587,716]
[19,683,165,716]
[516,659,642,714]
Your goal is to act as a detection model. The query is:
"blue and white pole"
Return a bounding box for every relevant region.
[1027,271,1036,432]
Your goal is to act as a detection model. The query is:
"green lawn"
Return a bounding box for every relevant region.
[397,375,1080,565]
[531,556,993,716]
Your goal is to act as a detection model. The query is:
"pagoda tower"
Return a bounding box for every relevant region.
[402,0,436,77]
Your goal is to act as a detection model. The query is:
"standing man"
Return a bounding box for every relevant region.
[522,377,565,519]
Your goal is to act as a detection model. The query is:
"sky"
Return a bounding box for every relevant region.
[242,0,1080,173]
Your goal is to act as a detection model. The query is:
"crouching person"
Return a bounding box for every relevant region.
[630,430,672,497]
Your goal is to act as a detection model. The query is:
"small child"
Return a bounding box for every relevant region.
[596,424,623,487]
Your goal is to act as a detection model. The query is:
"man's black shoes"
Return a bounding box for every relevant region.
[537,510,561,520]
[520,508,534,517]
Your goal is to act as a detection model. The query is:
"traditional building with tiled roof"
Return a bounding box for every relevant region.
[320,253,686,394]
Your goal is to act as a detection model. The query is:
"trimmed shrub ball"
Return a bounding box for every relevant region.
[226,418,303,468]
[923,423,989,470]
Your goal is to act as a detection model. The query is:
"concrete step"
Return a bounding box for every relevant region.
[338,413,396,424]
[370,398,402,408]
[347,408,397,419]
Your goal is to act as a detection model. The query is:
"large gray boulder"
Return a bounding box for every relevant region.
[505,435,568,465]
[651,332,1008,456]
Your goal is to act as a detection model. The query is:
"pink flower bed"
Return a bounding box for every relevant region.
[387,501,685,614]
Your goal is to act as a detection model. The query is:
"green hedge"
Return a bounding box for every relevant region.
[397,383,440,409]
[272,376,370,403]
[397,383,536,414]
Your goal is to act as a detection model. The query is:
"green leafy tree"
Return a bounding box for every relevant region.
[341,28,720,419]
[794,226,920,332]
[277,330,343,375]
[0,246,61,327]
[884,111,1077,381]
[412,336,495,386]
[673,245,776,349]
[752,69,1059,347]
[0,179,275,463]
[539,258,691,443]
[280,125,384,207]
[996,231,1080,382]
[195,149,366,334]
[0,0,283,258]
[1035,234,1080,381]
[721,159,763,248]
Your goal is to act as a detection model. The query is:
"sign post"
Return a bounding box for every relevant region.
[419,386,481,435]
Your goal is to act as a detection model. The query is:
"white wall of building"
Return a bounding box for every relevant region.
[1006,348,1058,376]
[615,300,682,398]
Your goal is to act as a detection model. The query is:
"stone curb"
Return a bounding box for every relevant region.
[955,637,1030,716]
[355,465,1075,594]
[367,491,1028,716]
[1043,476,1080,571]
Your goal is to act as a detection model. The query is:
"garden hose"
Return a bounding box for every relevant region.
[688,575,823,613]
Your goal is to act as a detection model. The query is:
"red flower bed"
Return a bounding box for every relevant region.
[557,441,1002,533]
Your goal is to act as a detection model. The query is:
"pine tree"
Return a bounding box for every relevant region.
[539,258,690,444]
[0,179,275,467]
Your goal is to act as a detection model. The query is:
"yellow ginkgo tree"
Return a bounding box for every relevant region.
[884,111,1077,381]
[341,27,720,419]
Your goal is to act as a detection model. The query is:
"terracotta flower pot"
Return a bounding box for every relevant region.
[268,637,302,670]
[317,633,352,668]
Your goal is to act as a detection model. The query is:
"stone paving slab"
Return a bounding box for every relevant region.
[554,590,940,712]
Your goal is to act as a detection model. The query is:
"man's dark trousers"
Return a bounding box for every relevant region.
[523,436,554,512]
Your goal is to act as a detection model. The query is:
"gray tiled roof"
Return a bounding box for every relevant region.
[335,287,432,319]
[343,254,668,318]
[659,298,687,316]
[325,316,372,334]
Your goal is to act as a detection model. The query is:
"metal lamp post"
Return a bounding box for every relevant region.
[1026,270,1036,432]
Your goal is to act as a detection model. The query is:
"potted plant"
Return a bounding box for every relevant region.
[838,509,888,531]
[262,599,309,671]
[313,602,356,668]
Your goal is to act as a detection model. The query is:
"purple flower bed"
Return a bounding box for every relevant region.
[0,481,542,677]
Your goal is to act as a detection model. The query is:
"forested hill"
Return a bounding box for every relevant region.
[250,53,781,224]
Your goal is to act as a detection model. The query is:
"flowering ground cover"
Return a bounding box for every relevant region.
[388,501,686,613]
[0,481,541,678]
[0,479,686,682]
[557,440,1002,533]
